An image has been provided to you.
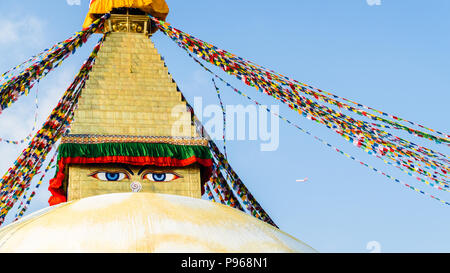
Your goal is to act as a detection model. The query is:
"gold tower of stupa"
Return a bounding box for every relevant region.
[61,10,204,202]
[0,1,316,253]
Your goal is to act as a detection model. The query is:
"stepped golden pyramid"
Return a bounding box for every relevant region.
[72,34,195,138]
[0,1,316,253]
[66,31,203,200]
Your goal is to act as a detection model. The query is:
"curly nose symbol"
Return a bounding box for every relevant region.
[130,181,142,192]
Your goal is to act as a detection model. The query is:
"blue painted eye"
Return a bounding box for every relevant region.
[90,172,128,181]
[143,172,180,182]
[106,173,120,181]
[152,173,166,182]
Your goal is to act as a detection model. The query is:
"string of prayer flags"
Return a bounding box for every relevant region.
[149,16,449,205]
[191,55,450,207]
[0,81,40,145]
[0,13,110,116]
[161,57,278,227]
[0,36,106,226]
[14,149,58,221]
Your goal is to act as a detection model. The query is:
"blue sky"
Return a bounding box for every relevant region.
[0,0,449,253]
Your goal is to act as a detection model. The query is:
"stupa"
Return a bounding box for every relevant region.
[0,0,316,253]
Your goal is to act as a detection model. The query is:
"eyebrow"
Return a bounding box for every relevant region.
[121,165,134,175]
[138,166,149,175]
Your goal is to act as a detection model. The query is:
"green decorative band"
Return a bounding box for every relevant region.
[57,142,213,161]
[61,134,209,146]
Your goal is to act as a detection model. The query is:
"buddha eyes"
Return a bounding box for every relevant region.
[142,172,180,182]
[90,171,129,181]
[88,170,181,182]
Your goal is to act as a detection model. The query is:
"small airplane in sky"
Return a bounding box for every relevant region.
[296,178,309,182]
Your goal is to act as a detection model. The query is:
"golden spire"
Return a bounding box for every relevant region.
[83,0,169,29]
